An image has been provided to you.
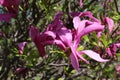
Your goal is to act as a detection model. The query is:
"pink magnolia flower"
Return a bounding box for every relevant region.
[0,0,20,22]
[70,16,109,70]
[30,12,109,70]
[18,42,27,54]
[29,26,47,57]
[46,14,109,70]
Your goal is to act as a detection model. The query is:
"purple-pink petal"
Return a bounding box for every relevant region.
[81,50,109,62]
[104,17,114,33]
[79,0,83,8]
[29,26,46,57]
[78,22,104,38]
[57,27,72,46]
[18,42,27,54]
[73,16,82,30]
[70,47,79,70]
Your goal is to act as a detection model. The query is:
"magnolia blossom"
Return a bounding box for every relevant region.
[0,0,20,22]
[30,12,109,70]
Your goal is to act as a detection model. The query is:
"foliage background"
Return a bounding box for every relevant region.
[0,0,120,80]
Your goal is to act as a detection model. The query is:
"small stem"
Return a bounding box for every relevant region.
[114,0,120,15]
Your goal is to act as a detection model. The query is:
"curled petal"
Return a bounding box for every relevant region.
[81,50,109,62]
[79,22,104,38]
[29,26,40,42]
[79,11,100,23]
[44,31,56,39]
[44,40,66,50]
[77,52,89,64]
[106,48,113,57]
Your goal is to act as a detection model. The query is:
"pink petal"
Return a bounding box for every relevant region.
[47,12,63,31]
[104,17,114,33]
[106,48,113,57]
[81,50,109,62]
[73,16,82,30]
[70,47,79,70]
[74,22,104,47]
[44,31,56,39]
[115,43,120,48]
[18,42,27,54]
[79,22,104,38]
[57,27,72,46]
[79,0,83,8]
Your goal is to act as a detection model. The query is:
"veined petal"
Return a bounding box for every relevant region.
[79,11,100,23]
[29,26,46,57]
[74,22,104,47]
[37,45,46,57]
[81,50,109,62]
[106,48,113,57]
